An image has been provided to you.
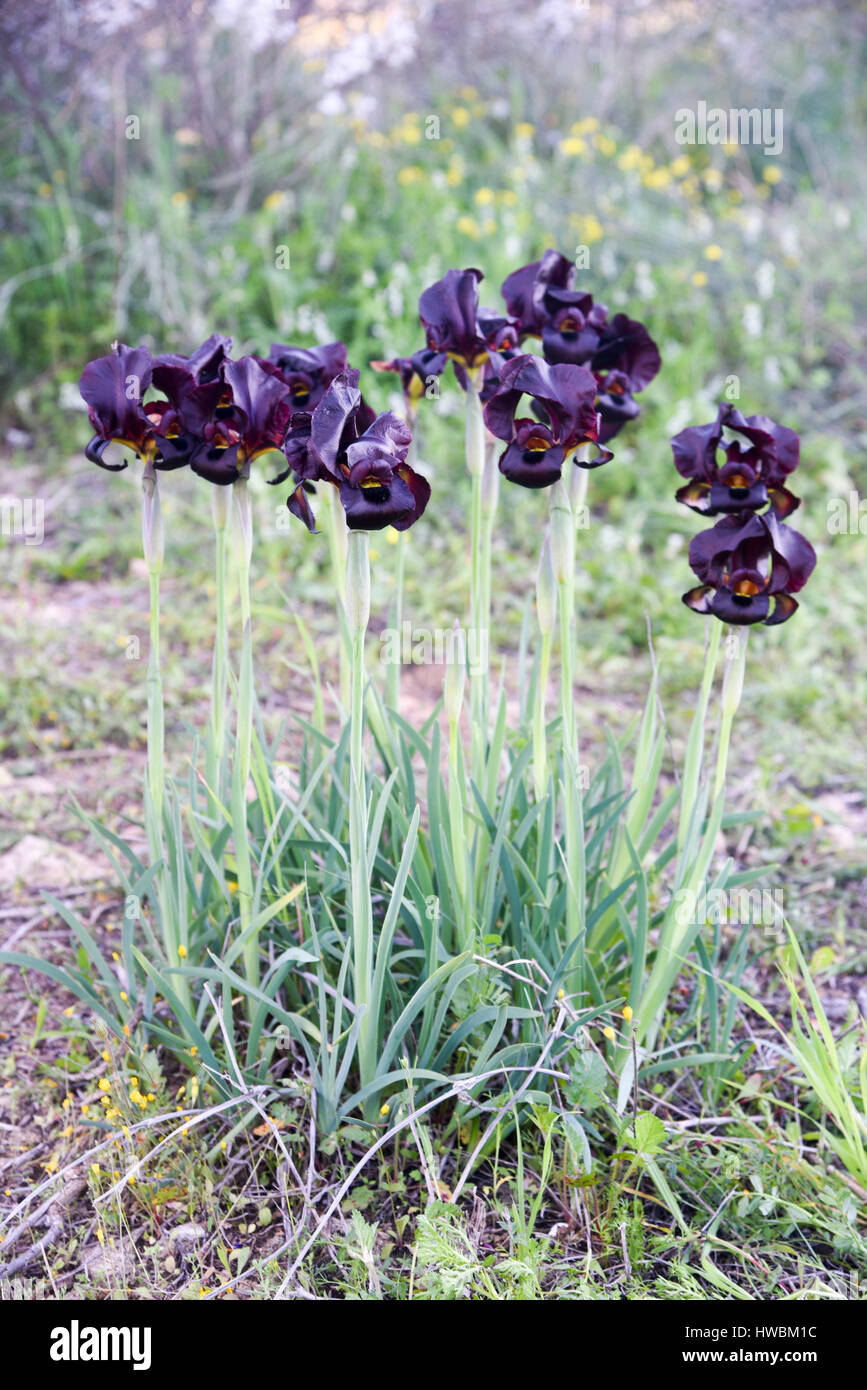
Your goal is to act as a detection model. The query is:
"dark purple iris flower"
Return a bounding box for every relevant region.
[589,314,661,443]
[453,308,523,402]
[483,355,612,489]
[279,369,428,533]
[406,271,522,401]
[673,403,801,518]
[188,356,294,485]
[263,340,348,410]
[539,288,609,367]
[80,343,158,470]
[500,251,660,441]
[501,249,576,338]
[371,348,448,411]
[80,336,238,474]
[145,334,233,469]
[683,510,816,626]
[151,332,232,386]
[418,267,491,371]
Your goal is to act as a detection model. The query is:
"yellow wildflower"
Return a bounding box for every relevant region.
[456,215,480,238]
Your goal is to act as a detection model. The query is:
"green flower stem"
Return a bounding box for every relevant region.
[346,529,376,1112]
[231,478,257,1006]
[233,480,254,792]
[445,631,470,950]
[714,626,748,800]
[142,464,191,1013]
[386,424,416,714]
[146,571,164,837]
[550,479,585,992]
[480,433,499,682]
[141,464,164,843]
[208,485,230,803]
[387,529,407,712]
[465,377,487,787]
[533,532,557,803]
[324,483,351,711]
[676,617,722,856]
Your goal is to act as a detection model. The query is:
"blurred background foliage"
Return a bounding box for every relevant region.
[1,0,866,795]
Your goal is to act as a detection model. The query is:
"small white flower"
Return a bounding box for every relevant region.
[764,356,783,386]
[742,302,763,338]
[756,260,775,300]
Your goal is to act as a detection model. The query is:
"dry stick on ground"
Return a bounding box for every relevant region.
[201,984,312,1239]
[0,1089,280,1257]
[202,1060,571,1301]
[0,1177,85,1280]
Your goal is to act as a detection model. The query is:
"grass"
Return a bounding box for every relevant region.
[2,951,866,1300]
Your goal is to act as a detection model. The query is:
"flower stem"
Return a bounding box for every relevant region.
[347,529,375,1113]
[387,528,406,712]
[714,626,748,801]
[142,464,191,1013]
[533,531,557,803]
[208,486,230,803]
[324,483,351,710]
[676,617,722,856]
[445,636,470,950]
[141,464,164,845]
[550,479,585,992]
[465,378,487,787]
[146,567,164,839]
[231,478,257,1006]
[480,433,499,684]
[533,629,553,803]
